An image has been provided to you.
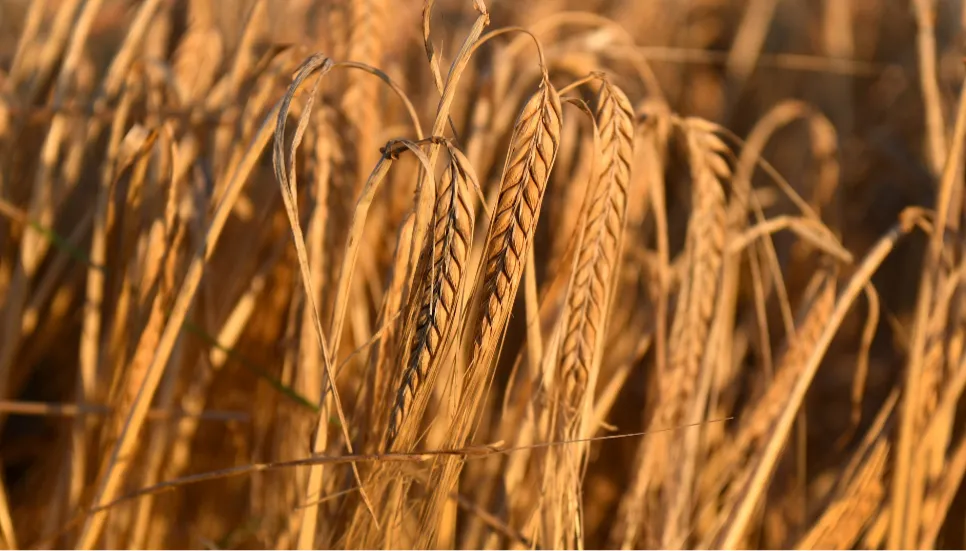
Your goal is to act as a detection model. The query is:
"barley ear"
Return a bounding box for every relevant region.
[416,76,563,549]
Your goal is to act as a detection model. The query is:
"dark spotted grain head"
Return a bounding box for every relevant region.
[386,152,475,450]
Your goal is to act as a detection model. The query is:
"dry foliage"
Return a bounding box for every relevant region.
[4,0,966,549]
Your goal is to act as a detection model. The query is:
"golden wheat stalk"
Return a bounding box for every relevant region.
[612,121,729,549]
[534,79,635,550]
[664,124,729,414]
[472,78,562,359]
[416,76,563,548]
[558,81,634,414]
[661,124,731,546]
[796,393,895,551]
[736,270,836,459]
[711,209,930,550]
[694,268,837,543]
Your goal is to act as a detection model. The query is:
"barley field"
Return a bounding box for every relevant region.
[1,0,966,549]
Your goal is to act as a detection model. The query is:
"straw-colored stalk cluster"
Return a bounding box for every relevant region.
[7,1,966,550]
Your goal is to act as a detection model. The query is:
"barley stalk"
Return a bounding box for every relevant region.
[559,81,634,414]
[797,436,890,549]
[417,76,562,549]
[387,148,477,450]
[538,79,634,550]
[696,269,837,543]
[613,122,728,548]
